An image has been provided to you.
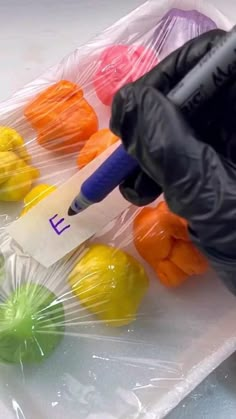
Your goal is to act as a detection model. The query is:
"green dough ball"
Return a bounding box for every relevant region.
[0,283,65,364]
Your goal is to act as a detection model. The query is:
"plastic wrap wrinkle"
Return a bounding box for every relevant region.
[0,1,235,419]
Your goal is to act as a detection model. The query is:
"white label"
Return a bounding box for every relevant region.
[7,143,130,267]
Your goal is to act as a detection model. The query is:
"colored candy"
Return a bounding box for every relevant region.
[93,44,158,106]
[68,244,149,327]
[0,126,31,162]
[0,127,39,202]
[21,184,56,215]
[77,128,119,169]
[25,80,98,154]
[154,9,217,58]
[133,201,208,287]
[0,283,64,364]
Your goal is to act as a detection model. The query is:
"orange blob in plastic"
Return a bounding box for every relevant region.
[155,259,189,288]
[133,206,174,263]
[24,80,98,154]
[170,239,208,277]
[77,128,119,169]
[133,201,208,288]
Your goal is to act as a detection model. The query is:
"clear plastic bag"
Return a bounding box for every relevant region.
[0,1,235,419]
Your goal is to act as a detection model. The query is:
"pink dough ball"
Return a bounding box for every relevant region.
[93,44,158,106]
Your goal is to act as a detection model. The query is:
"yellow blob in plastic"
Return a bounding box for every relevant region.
[0,127,40,202]
[21,184,56,215]
[0,152,20,185]
[68,244,149,327]
[0,159,39,202]
[0,126,31,163]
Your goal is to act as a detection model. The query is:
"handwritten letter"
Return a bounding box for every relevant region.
[49,214,71,235]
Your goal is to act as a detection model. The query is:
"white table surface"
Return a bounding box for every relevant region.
[1,0,236,418]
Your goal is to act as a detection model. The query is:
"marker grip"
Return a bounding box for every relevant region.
[81,145,138,203]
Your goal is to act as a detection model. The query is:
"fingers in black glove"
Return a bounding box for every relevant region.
[114,84,223,220]
[120,169,162,206]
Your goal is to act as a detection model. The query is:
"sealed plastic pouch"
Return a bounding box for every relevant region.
[0,1,235,419]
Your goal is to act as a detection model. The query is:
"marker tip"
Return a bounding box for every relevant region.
[68,207,77,217]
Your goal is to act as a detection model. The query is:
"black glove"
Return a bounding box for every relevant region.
[110,29,236,295]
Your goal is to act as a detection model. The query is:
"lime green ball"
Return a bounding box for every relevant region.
[0,283,65,364]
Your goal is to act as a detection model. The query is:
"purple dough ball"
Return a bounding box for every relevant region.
[153,8,217,59]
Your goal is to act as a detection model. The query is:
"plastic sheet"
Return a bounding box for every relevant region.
[0,1,235,418]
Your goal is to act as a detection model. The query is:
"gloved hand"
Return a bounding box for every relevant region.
[110,29,236,295]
